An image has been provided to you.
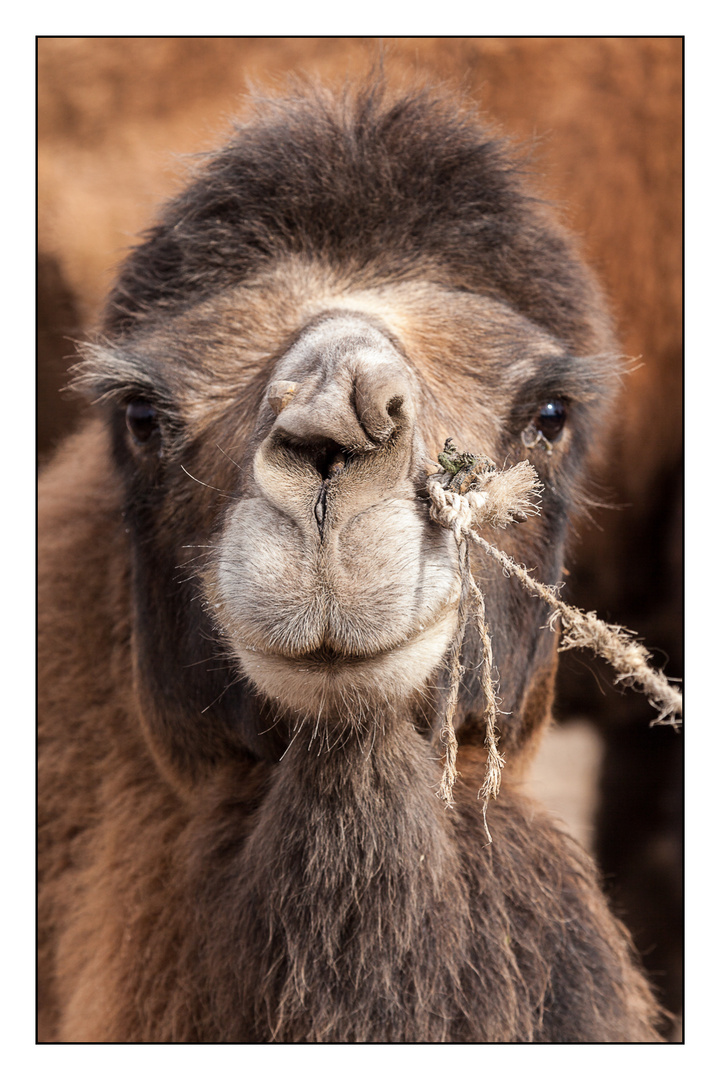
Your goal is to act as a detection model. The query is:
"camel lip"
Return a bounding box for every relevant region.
[237,588,462,669]
[239,639,399,667]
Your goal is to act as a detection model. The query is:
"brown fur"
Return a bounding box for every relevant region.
[39,80,663,1042]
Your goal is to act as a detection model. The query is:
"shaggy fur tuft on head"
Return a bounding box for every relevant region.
[103,80,610,352]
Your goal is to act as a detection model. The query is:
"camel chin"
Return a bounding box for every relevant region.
[233,607,459,717]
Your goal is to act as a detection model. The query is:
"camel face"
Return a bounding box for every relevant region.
[83,250,606,770]
[71,82,619,781]
[60,78,629,800]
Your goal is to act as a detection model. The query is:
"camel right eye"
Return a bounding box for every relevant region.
[125,400,158,444]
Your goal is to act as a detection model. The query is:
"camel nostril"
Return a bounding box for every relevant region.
[355,375,412,445]
[386,395,404,417]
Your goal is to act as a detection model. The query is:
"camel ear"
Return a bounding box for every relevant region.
[67,342,165,407]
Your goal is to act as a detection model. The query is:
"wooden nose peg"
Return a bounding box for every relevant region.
[267,381,299,416]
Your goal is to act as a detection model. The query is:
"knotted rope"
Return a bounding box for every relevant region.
[427,440,682,839]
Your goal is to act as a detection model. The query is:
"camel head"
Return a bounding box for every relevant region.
[73,83,617,787]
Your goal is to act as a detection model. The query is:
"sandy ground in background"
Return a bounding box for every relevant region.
[526,719,603,854]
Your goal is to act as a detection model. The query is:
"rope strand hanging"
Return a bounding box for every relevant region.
[427,440,682,839]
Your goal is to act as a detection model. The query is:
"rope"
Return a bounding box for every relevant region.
[427,440,682,836]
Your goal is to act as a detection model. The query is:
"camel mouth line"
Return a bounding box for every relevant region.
[286,646,376,666]
[238,593,462,669]
[241,638,407,668]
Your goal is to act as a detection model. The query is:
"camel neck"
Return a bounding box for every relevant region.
[200,717,473,1041]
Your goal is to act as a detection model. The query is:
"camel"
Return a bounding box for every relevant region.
[38,80,662,1042]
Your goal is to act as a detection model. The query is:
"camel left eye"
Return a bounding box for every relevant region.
[125,400,159,444]
[536,400,566,442]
